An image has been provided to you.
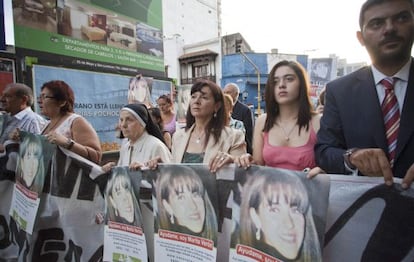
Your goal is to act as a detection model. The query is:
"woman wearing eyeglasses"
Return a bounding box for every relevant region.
[37,80,102,163]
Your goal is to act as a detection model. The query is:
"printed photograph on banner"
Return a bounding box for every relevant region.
[128,74,154,108]
[9,131,55,234]
[0,135,19,182]
[323,175,414,261]
[128,75,172,109]
[17,146,105,260]
[175,84,191,124]
[152,164,219,262]
[103,166,147,261]
[229,165,329,262]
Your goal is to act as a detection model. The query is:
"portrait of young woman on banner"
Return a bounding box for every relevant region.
[230,166,328,262]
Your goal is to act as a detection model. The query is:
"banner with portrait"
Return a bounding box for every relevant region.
[0,144,106,261]
[228,165,329,262]
[175,84,191,123]
[149,164,219,262]
[0,145,19,260]
[9,132,55,234]
[103,166,148,261]
[1,154,414,261]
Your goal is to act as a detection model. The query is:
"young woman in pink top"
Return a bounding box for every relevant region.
[236,60,323,177]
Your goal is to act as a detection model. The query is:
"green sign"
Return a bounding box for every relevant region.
[13,0,164,72]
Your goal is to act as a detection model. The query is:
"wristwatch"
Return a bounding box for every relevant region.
[343,148,359,169]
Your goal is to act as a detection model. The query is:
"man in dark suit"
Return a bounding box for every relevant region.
[223,83,254,153]
[315,0,414,188]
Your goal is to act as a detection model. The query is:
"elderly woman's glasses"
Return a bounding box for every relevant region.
[37,94,55,100]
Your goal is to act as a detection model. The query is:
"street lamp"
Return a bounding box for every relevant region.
[238,49,261,115]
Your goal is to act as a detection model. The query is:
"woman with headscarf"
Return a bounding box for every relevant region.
[103,103,172,171]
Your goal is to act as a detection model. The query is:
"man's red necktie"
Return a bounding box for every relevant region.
[381,77,400,167]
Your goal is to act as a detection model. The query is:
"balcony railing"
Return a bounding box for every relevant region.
[180,75,216,85]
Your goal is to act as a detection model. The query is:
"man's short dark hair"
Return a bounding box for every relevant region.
[359,0,414,29]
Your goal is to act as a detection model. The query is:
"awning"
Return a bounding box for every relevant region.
[179,49,218,60]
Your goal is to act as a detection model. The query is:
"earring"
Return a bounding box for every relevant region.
[213,112,217,118]
[170,214,174,224]
[256,227,261,241]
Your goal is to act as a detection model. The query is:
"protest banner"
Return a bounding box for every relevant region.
[1,148,414,261]
[228,165,329,262]
[149,164,219,262]
[1,143,105,261]
[9,132,55,234]
[323,175,414,261]
[103,166,147,261]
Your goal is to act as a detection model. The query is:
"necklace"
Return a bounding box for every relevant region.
[277,121,297,141]
[193,130,205,144]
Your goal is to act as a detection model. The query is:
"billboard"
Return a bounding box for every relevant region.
[32,65,172,151]
[309,58,334,86]
[12,0,164,72]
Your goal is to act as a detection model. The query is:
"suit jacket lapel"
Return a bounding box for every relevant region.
[395,61,414,160]
[357,68,388,151]
[174,125,193,163]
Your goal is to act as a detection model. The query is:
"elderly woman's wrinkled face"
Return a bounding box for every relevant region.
[119,111,145,143]
[37,88,60,118]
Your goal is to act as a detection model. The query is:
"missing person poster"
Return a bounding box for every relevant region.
[151,164,219,262]
[9,132,55,234]
[229,165,330,262]
[103,166,147,261]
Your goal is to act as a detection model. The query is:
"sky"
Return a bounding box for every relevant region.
[220,0,371,63]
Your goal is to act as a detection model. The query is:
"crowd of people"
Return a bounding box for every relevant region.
[1,0,414,260]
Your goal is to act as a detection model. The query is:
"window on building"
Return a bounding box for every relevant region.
[193,63,209,77]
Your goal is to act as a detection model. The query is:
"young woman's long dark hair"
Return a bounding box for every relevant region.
[263,60,314,134]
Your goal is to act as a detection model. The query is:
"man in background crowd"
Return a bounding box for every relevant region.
[0,83,47,152]
[223,83,254,153]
